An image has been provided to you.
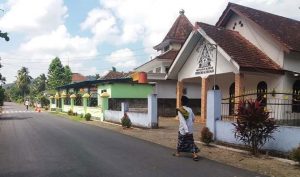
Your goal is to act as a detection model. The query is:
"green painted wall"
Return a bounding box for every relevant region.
[110,83,153,98]
[97,85,112,97]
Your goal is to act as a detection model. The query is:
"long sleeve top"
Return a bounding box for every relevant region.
[178,106,195,135]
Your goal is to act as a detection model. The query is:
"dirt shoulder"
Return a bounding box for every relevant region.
[53,112,300,177]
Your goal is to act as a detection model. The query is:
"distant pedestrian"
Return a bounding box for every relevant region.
[173,96,199,161]
[25,100,29,111]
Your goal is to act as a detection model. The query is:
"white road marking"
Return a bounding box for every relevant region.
[1,110,35,114]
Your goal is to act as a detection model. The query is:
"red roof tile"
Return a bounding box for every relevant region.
[157,50,179,60]
[72,73,86,83]
[216,3,300,52]
[154,11,193,50]
[198,22,282,72]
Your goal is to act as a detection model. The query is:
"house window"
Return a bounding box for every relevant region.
[212,85,220,90]
[257,81,267,106]
[292,80,300,113]
[163,45,169,52]
[183,88,187,95]
[155,67,161,73]
[101,89,107,93]
[229,82,235,115]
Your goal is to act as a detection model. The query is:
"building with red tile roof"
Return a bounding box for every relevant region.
[72,73,87,83]
[166,3,300,122]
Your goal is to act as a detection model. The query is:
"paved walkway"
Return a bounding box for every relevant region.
[0,102,266,177]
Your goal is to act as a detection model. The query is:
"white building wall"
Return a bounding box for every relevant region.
[283,51,300,73]
[225,13,284,67]
[178,40,238,81]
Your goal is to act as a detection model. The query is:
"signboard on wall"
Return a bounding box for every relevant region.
[195,41,215,77]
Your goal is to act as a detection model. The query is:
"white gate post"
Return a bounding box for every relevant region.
[206,90,221,140]
[148,94,158,128]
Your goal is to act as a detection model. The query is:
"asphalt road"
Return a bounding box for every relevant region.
[0,102,266,177]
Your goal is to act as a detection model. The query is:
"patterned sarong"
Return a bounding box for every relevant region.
[177,132,200,153]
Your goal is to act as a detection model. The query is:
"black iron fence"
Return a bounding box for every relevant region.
[64,97,70,105]
[88,93,98,107]
[75,95,82,106]
[108,98,148,113]
[221,92,300,127]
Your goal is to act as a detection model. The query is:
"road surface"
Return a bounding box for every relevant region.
[0,102,265,177]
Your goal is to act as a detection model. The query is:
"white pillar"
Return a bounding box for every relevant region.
[148,94,158,128]
[206,90,221,140]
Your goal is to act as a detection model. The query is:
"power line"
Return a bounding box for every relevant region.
[1,46,156,62]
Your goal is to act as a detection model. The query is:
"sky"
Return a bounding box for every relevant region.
[0,0,299,83]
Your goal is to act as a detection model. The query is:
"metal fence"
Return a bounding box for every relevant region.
[221,92,300,127]
[75,95,82,106]
[108,98,148,113]
[64,97,70,105]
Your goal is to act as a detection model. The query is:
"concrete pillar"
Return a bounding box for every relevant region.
[100,92,110,121]
[70,94,76,111]
[82,93,90,115]
[176,81,183,108]
[55,93,59,112]
[148,94,158,128]
[201,78,209,124]
[206,90,221,140]
[61,92,67,112]
[235,73,245,110]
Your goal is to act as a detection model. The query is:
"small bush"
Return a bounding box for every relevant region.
[233,99,278,155]
[121,113,132,128]
[84,113,91,121]
[44,106,49,111]
[73,112,78,116]
[201,127,213,145]
[290,145,300,163]
[80,113,84,118]
[67,109,73,116]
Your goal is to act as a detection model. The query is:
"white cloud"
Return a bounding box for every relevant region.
[106,48,138,68]
[80,9,119,43]
[19,25,97,59]
[0,0,67,35]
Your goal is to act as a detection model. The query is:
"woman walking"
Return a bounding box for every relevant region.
[174,96,200,161]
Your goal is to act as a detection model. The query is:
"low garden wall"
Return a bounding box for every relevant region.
[215,121,300,152]
[73,106,85,115]
[63,105,71,112]
[86,107,102,119]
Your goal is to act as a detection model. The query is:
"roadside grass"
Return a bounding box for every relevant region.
[50,111,85,122]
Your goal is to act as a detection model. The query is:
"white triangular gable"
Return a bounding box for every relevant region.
[176,30,239,81]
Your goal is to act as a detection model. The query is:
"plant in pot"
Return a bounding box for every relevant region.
[121,113,132,129]
[290,145,300,164]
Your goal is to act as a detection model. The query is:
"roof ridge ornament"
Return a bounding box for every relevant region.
[179,9,185,15]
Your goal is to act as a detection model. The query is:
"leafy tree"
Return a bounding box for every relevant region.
[64,65,72,84]
[30,74,47,95]
[233,100,278,155]
[47,57,72,89]
[0,30,9,41]
[16,67,32,97]
[95,74,100,79]
[0,86,5,106]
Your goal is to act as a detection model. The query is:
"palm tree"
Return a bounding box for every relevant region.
[16,67,32,98]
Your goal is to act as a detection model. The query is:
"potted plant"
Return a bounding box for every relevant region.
[121,113,132,129]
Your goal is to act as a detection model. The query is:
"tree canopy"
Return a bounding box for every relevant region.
[16,67,32,97]
[47,57,72,89]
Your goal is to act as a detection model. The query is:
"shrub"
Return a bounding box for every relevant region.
[80,113,84,118]
[201,127,213,145]
[84,113,91,121]
[73,112,78,116]
[44,106,49,111]
[233,99,278,155]
[290,145,300,163]
[121,113,132,128]
[67,109,73,116]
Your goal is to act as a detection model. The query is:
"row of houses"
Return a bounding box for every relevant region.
[51,2,300,152]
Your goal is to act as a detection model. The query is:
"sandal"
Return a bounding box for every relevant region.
[193,156,199,161]
[173,153,180,157]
